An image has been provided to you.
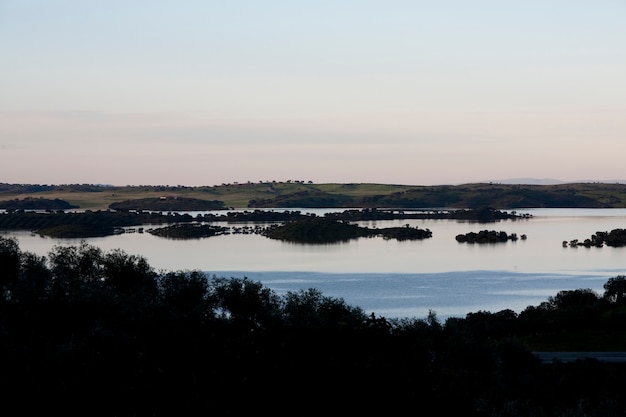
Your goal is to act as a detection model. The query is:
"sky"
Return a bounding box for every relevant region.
[1,1,625,187]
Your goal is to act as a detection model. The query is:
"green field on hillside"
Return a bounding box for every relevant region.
[2,181,626,210]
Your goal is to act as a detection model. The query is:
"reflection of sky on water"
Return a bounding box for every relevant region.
[207,270,611,321]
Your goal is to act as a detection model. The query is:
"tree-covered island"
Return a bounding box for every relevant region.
[456,229,525,243]
[260,216,432,243]
[564,228,626,248]
[147,223,230,239]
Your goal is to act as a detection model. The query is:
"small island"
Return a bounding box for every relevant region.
[261,217,432,244]
[564,228,626,248]
[455,230,525,244]
[148,223,229,239]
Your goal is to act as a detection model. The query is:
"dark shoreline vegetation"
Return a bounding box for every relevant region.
[4,204,626,246]
[0,207,523,240]
[0,209,196,238]
[2,235,626,416]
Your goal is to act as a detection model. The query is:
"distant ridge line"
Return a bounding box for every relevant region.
[486,178,626,185]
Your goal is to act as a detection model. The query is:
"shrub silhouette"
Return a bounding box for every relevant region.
[2,236,626,416]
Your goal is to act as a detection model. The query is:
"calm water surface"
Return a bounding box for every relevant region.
[4,208,626,320]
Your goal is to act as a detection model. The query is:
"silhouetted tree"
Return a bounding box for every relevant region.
[0,236,21,297]
[158,270,211,320]
[47,241,104,299]
[282,287,367,330]
[209,276,282,329]
[3,237,626,416]
[548,288,600,310]
[13,251,50,303]
[102,248,157,298]
[604,275,626,304]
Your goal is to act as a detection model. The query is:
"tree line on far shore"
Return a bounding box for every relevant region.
[3,180,626,210]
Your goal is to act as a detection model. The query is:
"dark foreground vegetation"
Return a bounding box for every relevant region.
[3,236,626,416]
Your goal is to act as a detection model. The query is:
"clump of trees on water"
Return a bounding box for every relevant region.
[377,224,433,241]
[261,216,372,243]
[147,223,230,239]
[222,209,307,222]
[564,228,626,248]
[261,216,432,243]
[2,235,626,416]
[455,229,524,243]
[323,207,531,222]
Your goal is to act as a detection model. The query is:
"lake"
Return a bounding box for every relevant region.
[3,208,626,320]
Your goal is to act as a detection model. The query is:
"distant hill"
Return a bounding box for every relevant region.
[489,178,626,185]
[487,178,567,185]
[3,181,626,209]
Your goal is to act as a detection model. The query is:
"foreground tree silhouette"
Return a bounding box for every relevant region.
[210,275,282,328]
[604,275,626,304]
[0,236,20,282]
[2,236,626,416]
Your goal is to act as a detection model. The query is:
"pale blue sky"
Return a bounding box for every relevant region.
[1,1,625,186]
